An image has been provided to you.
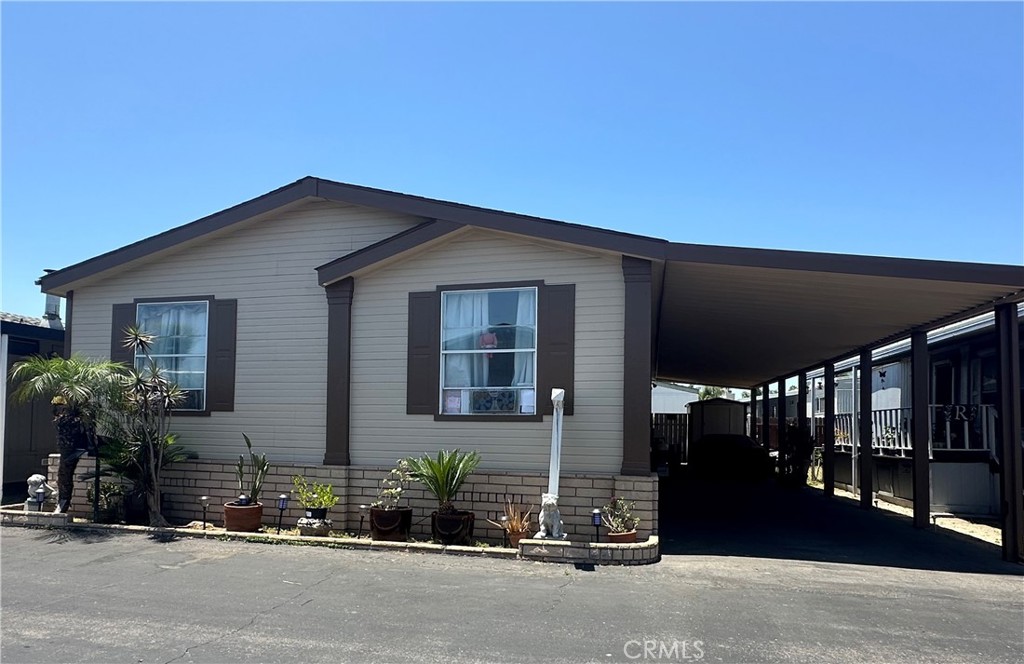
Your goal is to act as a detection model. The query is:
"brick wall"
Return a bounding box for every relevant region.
[47,455,658,544]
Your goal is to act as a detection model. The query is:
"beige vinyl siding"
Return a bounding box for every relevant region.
[70,200,419,463]
[350,229,625,474]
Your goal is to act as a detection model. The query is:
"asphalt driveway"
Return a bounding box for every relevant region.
[1,521,1021,664]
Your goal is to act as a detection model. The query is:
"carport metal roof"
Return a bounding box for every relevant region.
[654,245,1024,387]
[37,177,1024,388]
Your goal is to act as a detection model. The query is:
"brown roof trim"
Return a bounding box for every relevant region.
[316,219,465,286]
[38,178,320,293]
[313,179,670,258]
[666,242,1024,287]
[38,174,1024,296]
[40,177,667,295]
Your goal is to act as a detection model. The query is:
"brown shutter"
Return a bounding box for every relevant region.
[407,291,441,415]
[110,303,136,366]
[539,284,575,416]
[207,299,237,412]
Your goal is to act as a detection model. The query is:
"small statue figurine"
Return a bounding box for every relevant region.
[26,474,57,510]
[534,492,566,539]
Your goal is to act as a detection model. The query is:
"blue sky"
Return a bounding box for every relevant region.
[3,2,1022,318]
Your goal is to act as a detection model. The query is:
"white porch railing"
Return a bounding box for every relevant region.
[824,404,997,456]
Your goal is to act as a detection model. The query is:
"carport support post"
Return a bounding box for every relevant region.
[761,383,771,449]
[777,378,786,473]
[797,371,808,433]
[823,363,835,498]
[911,330,930,529]
[858,349,873,509]
[995,303,1023,562]
[749,388,757,438]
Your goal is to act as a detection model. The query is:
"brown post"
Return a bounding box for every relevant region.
[798,371,808,432]
[777,378,787,470]
[323,278,354,466]
[911,330,931,529]
[621,256,653,476]
[749,388,758,439]
[761,382,771,449]
[823,363,835,497]
[996,303,1023,562]
[859,349,873,508]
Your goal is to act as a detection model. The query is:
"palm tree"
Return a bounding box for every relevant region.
[99,326,186,526]
[9,355,126,513]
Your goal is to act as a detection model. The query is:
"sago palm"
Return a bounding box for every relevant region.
[404,448,482,513]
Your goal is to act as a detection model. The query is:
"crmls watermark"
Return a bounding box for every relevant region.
[623,639,704,661]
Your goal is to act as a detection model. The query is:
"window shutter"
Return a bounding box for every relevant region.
[539,284,576,416]
[110,303,136,366]
[207,299,238,412]
[407,291,441,415]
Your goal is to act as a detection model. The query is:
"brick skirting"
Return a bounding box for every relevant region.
[47,455,658,545]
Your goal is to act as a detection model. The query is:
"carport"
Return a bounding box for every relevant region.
[630,244,1024,563]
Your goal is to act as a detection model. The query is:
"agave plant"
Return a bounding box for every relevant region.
[404,449,482,514]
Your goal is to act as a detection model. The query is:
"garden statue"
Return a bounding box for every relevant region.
[534,492,566,539]
[26,474,57,508]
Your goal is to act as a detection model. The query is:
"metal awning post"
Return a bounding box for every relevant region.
[996,304,1023,562]
[911,331,931,529]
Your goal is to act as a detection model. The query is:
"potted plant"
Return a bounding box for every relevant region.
[223,433,270,532]
[291,476,337,536]
[601,496,640,544]
[292,476,338,520]
[369,460,413,541]
[487,498,533,548]
[404,448,481,545]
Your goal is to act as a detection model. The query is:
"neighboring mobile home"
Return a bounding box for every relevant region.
[34,177,1024,554]
[1,306,64,495]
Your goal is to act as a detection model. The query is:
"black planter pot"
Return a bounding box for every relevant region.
[124,490,147,525]
[369,506,412,541]
[304,507,329,520]
[431,510,475,545]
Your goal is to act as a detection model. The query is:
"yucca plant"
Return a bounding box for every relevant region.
[404,448,481,514]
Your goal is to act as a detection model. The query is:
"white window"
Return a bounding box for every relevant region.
[440,287,537,415]
[135,301,209,411]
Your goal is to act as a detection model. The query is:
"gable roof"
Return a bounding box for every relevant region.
[38,176,668,294]
[36,176,1024,386]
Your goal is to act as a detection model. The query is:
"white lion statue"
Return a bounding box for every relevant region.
[534,492,566,539]
[27,474,57,504]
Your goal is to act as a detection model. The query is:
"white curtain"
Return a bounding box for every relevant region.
[443,292,489,387]
[513,289,536,386]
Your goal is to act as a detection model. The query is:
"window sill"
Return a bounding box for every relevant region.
[434,414,544,423]
[171,410,212,417]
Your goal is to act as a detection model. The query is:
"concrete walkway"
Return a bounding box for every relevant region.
[2,519,1021,663]
[658,478,1018,575]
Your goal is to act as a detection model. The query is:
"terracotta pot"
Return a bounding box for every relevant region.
[223,502,264,532]
[508,531,528,548]
[431,510,474,545]
[369,506,412,541]
[607,530,637,544]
